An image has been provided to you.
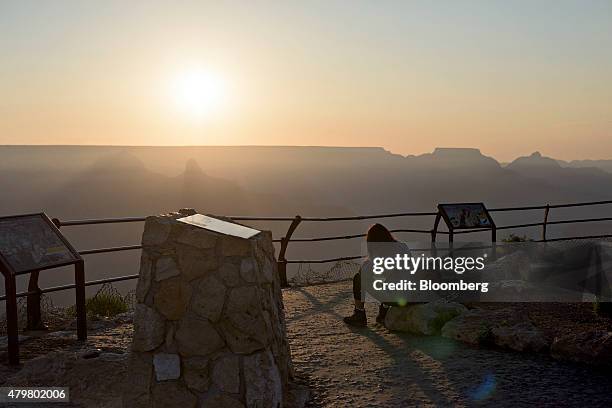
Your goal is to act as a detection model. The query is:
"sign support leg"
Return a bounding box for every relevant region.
[26,270,46,331]
[74,260,87,341]
[5,273,20,365]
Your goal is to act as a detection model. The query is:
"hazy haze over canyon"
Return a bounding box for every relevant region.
[2,145,612,305]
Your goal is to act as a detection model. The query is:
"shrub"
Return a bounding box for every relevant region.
[85,284,129,318]
[502,234,533,243]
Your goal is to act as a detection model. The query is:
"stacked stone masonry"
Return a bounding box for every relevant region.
[123,211,292,408]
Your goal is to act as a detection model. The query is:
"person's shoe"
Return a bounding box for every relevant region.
[376,304,389,325]
[343,309,367,327]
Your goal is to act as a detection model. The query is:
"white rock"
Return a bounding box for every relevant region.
[153,353,181,381]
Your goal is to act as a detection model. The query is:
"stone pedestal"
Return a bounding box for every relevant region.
[123,211,292,408]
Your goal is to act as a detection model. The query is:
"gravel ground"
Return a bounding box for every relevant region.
[285,281,612,407]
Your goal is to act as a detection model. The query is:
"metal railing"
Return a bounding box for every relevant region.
[3,199,612,305]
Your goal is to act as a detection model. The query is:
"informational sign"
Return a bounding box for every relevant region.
[178,214,261,239]
[0,213,80,274]
[438,203,494,230]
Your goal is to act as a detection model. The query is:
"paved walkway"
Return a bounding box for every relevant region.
[284,281,612,407]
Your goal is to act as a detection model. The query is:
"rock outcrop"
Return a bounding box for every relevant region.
[123,211,292,407]
[551,330,612,365]
[441,308,548,352]
[384,302,466,335]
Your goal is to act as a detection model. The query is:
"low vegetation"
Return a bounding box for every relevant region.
[502,234,533,243]
[63,284,133,319]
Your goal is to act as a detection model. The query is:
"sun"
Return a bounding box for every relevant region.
[170,69,229,120]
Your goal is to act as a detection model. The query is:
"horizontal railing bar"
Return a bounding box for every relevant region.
[286,255,363,264]
[83,274,140,287]
[547,217,612,226]
[449,217,612,235]
[296,212,438,221]
[78,245,142,256]
[390,228,436,234]
[497,222,544,230]
[547,200,612,209]
[489,199,612,212]
[287,228,436,243]
[59,217,147,226]
[229,216,299,221]
[234,212,439,221]
[451,228,492,234]
[536,234,612,242]
[0,274,140,301]
[289,233,366,242]
[489,205,550,212]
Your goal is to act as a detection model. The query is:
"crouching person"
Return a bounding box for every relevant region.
[343,223,407,327]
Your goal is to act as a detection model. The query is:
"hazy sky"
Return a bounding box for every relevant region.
[1,1,611,161]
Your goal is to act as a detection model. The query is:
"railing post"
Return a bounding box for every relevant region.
[431,212,442,256]
[431,213,441,244]
[542,204,550,241]
[277,215,302,288]
[26,270,46,331]
[74,259,87,341]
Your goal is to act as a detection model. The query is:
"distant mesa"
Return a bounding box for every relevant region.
[412,147,501,169]
[432,147,484,157]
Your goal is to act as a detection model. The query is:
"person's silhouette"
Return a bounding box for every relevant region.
[343,223,399,327]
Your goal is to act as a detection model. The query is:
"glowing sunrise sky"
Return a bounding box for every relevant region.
[1,1,611,161]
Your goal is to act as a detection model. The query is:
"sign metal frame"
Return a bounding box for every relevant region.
[435,202,497,243]
[0,212,87,366]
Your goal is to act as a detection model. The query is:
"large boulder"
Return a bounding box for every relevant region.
[441,308,549,352]
[384,301,467,335]
[492,321,548,352]
[441,309,499,345]
[551,330,612,365]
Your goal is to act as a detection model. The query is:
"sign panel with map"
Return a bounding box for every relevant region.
[438,203,495,230]
[0,213,81,275]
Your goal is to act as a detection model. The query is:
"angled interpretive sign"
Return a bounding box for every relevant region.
[0,213,81,275]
